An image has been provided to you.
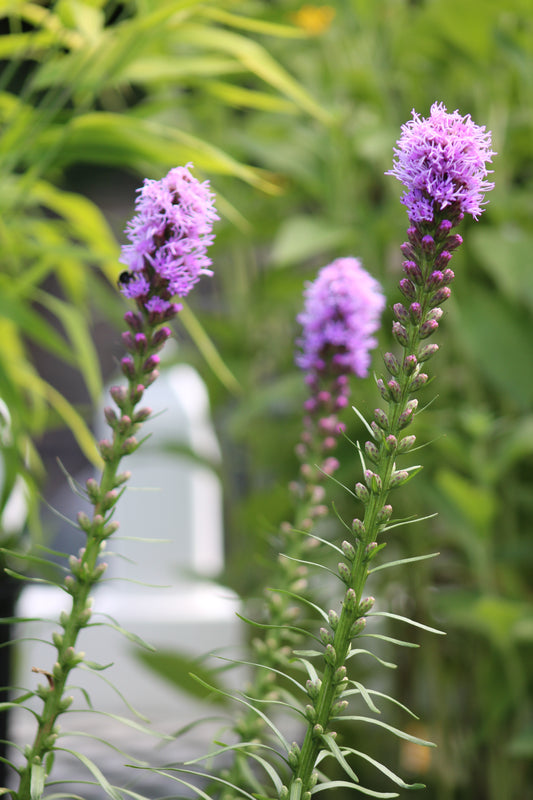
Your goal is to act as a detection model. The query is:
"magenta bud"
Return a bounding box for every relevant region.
[393,303,409,324]
[151,326,172,349]
[142,354,160,373]
[435,250,452,268]
[374,408,389,430]
[338,561,351,584]
[376,378,390,401]
[370,421,384,442]
[130,384,145,403]
[389,469,410,488]
[387,379,401,402]
[442,268,455,284]
[383,351,400,376]
[342,540,356,560]
[134,333,148,353]
[144,369,159,387]
[421,235,435,253]
[417,343,439,362]
[109,384,128,408]
[365,440,379,463]
[409,302,422,323]
[377,504,393,523]
[398,399,418,429]
[355,482,370,503]
[437,219,453,236]
[399,278,417,300]
[403,354,418,374]
[409,372,429,391]
[322,436,336,451]
[358,596,375,615]
[419,318,439,339]
[403,260,423,284]
[365,470,382,493]
[317,390,331,405]
[98,439,114,461]
[392,321,409,347]
[121,437,138,455]
[427,307,443,322]
[132,407,151,423]
[124,311,143,331]
[397,434,416,453]
[304,398,317,412]
[407,226,420,244]
[445,233,463,251]
[427,270,444,290]
[104,406,118,427]
[400,241,415,258]
[121,331,135,352]
[385,434,397,453]
[430,286,452,308]
[121,356,135,379]
[318,416,337,434]
[335,395,348,410]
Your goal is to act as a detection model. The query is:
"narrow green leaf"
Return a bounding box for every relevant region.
[179,302,241,395]
[54,748,122,799]
[311,780,398,798]
[188,675,290,750]
[341,717,435,747]
[345,685,419,720]
[367,612,446,636]
[321,732,359,783]
[369,551,440,574]
[346,648,397,669]
[363,633,419,648]
[342,746,425,790]
[135,649,229,705]
[267,588,329,623]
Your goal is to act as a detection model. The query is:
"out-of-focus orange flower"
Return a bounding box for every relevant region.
[291,5,336,35]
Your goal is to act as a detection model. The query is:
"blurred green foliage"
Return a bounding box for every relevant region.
[1,0,532,798]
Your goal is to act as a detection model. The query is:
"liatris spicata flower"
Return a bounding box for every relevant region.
[15,165,217,799]
[295,257,385,484]
[387,101,495,224]
[119,163,218,318]
[280,108,494,800]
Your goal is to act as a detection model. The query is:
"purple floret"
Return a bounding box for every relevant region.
[387,102,495,223]
[119,164,219,313]
[296,257,385,379]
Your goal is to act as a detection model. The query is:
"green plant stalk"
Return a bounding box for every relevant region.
[15,317,168,799]
[286,218,458,797]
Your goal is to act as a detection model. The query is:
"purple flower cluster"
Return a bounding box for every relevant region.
[296,257,385,380]
[387,102,495,223]
[119,164,219,316]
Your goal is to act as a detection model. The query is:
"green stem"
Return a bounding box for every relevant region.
[288,222,456,795]
[16,317,165,799]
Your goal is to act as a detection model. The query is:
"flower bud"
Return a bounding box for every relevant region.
[320,627,334,645]
[403,354,418,374]
[389,469,410,488]
[417,343,439,362]
[383,351,400,376]
[421,234,435,254]
[376,504,393,523]
[306,679,322,700]
[364,470,382,493]
[393,303,409,324]
[376,378,390,402]
[387,379,402,403]
[398,399,418,429]
[403,260,423,284]
[397,434,416,453]
[392,321,409,347]
[354,482,369,503]
[338,562,352,584]
[350,618,367,637]
[341,540,356,561]
[343,588,357,613]
[374,408,389,430]
[324,644,337,667]
[399,278,417,300]
[384,434,397,453]
[358,596,375,615]
[328,609,339,629]
[429,286,452,307]
[121,356,135,379]
[419,319,439,339]
[365,440,379,463]
[409,372,428,391]
[352,518,365,539]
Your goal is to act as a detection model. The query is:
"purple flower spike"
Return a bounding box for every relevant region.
[387,102,495,223]
[296,257,385,379]
[120,164,219,314]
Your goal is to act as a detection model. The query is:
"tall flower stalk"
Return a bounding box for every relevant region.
[280,103,495,798]
[13,165,218,799]
[217,258,384,798]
